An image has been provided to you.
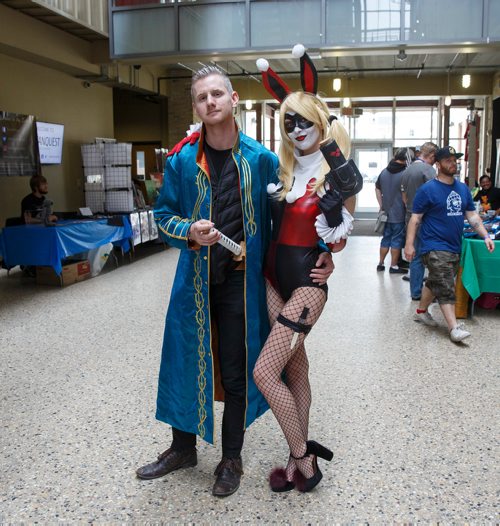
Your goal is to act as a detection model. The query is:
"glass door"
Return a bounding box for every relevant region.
[351,141,393,218]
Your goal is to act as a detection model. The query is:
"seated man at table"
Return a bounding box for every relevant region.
[474,175,500,216]
[21,175,58,225]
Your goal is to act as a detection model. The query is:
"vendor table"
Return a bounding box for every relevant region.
[455,238,500,318]
[0,217,132,275]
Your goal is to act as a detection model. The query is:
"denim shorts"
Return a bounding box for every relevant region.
[422,250,460,304]
[380,221,406,249]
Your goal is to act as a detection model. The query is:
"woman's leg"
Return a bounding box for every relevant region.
[254,286,326,478]
[265,282,307,481]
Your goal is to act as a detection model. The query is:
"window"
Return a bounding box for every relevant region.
[394,108,438,146]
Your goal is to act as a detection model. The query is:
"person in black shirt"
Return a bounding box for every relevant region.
[474,175,500,215]
[21,175,57,224]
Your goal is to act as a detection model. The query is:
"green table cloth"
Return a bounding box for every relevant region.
[460,238,500,300]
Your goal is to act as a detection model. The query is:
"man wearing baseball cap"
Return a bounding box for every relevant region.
[404,146,495,342]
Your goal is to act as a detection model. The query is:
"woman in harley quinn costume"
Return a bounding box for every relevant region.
[253,45,360,493]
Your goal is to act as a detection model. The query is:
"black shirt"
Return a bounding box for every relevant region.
[474,186,500,211]
[204,143,244,285]
[205,142,232,186]
[21,193,45,222]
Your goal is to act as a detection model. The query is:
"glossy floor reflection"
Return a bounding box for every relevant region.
[0,236,498,523]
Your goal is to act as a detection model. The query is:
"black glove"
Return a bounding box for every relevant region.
[318,188,343,228]
[320,140,363,199]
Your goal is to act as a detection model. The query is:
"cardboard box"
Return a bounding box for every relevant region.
[36,260,91,287]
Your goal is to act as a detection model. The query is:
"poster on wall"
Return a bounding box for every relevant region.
[0,111,40,176]
[36,121,64,164]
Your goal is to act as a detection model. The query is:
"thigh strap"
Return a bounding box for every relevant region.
[277,313,312,335]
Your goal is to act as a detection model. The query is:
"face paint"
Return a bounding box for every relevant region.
[284,112,315,133]
[285,112,320,152]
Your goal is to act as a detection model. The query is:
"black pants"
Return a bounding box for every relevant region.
[171,270,246,459]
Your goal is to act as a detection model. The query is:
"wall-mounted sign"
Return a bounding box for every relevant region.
[36,121,64,165]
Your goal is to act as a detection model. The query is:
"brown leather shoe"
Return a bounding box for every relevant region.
[136,447,197,480]
[212,456,243,497]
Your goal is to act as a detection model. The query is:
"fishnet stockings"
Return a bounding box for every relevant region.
[255,282,326,479]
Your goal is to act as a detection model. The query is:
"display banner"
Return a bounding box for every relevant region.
[0,111,40,177]
[36,121,64,164]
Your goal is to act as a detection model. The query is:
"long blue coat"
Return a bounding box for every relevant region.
[154,126,279,444]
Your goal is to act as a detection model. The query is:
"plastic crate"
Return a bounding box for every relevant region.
[104,143,132,166]
[105,189,134,213]
[81,144,104,167]
[85,190,105,213]
[105,166,131,189]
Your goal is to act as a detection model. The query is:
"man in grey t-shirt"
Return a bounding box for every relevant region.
[401,142,438,299]
[375,148,411,274]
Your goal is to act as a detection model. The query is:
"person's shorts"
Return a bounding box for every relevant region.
[422,250,460,304]
[380,221,406,249]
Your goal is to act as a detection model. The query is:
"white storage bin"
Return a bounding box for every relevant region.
[81,144,104,167]
[104,143,132,166]
[85,190,105,213]
[84,182,105,192]
[83,167,104,181]
[105,190,134,213]
[105,166,131,189]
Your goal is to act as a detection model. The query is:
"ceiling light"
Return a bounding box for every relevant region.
[343,97,351,108]
[333,57,341,92]
[396,49,407,62]
[245,100,253,110]
[462,74,471,89]
[445,95,452,106]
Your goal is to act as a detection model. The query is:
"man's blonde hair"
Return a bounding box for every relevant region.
[419,141,438,160]
[191,66,233,100]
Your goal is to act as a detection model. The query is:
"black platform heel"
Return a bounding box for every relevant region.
[291,441,333,492]
[306,440,333,461]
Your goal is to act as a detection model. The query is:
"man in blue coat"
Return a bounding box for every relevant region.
[136,66,334,497]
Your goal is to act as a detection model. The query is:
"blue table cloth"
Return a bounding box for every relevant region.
[0,217,132,274]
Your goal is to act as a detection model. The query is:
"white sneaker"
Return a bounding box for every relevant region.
[450,324,471,342]
[414,310,438,327]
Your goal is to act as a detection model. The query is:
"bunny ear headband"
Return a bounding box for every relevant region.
[256,44,318,103]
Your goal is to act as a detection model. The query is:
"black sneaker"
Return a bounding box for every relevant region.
[389,267,408,274]
[376,264,385,272]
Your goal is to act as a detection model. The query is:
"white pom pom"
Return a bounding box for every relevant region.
[285,190,296,203]
[256,58,269,72]
[292,44,305,58]
[267,183,277,194]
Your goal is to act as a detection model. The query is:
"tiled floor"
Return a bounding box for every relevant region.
[0,236,498,523]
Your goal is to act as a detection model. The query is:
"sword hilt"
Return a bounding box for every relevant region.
[211,229,245,259]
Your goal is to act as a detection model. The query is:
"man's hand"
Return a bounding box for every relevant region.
[49,214,58,222]
[404,244,415,262]
[484,237,495,253]
[310,251,334,285]
[188,219,220,246]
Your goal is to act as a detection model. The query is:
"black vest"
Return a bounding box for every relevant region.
[206,146,244,285]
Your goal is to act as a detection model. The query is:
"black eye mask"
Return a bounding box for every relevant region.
[284,113,315,133]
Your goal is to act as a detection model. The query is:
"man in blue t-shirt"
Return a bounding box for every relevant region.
[405,146,494,342]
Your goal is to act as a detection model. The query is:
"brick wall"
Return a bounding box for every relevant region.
[167,73,195,150]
